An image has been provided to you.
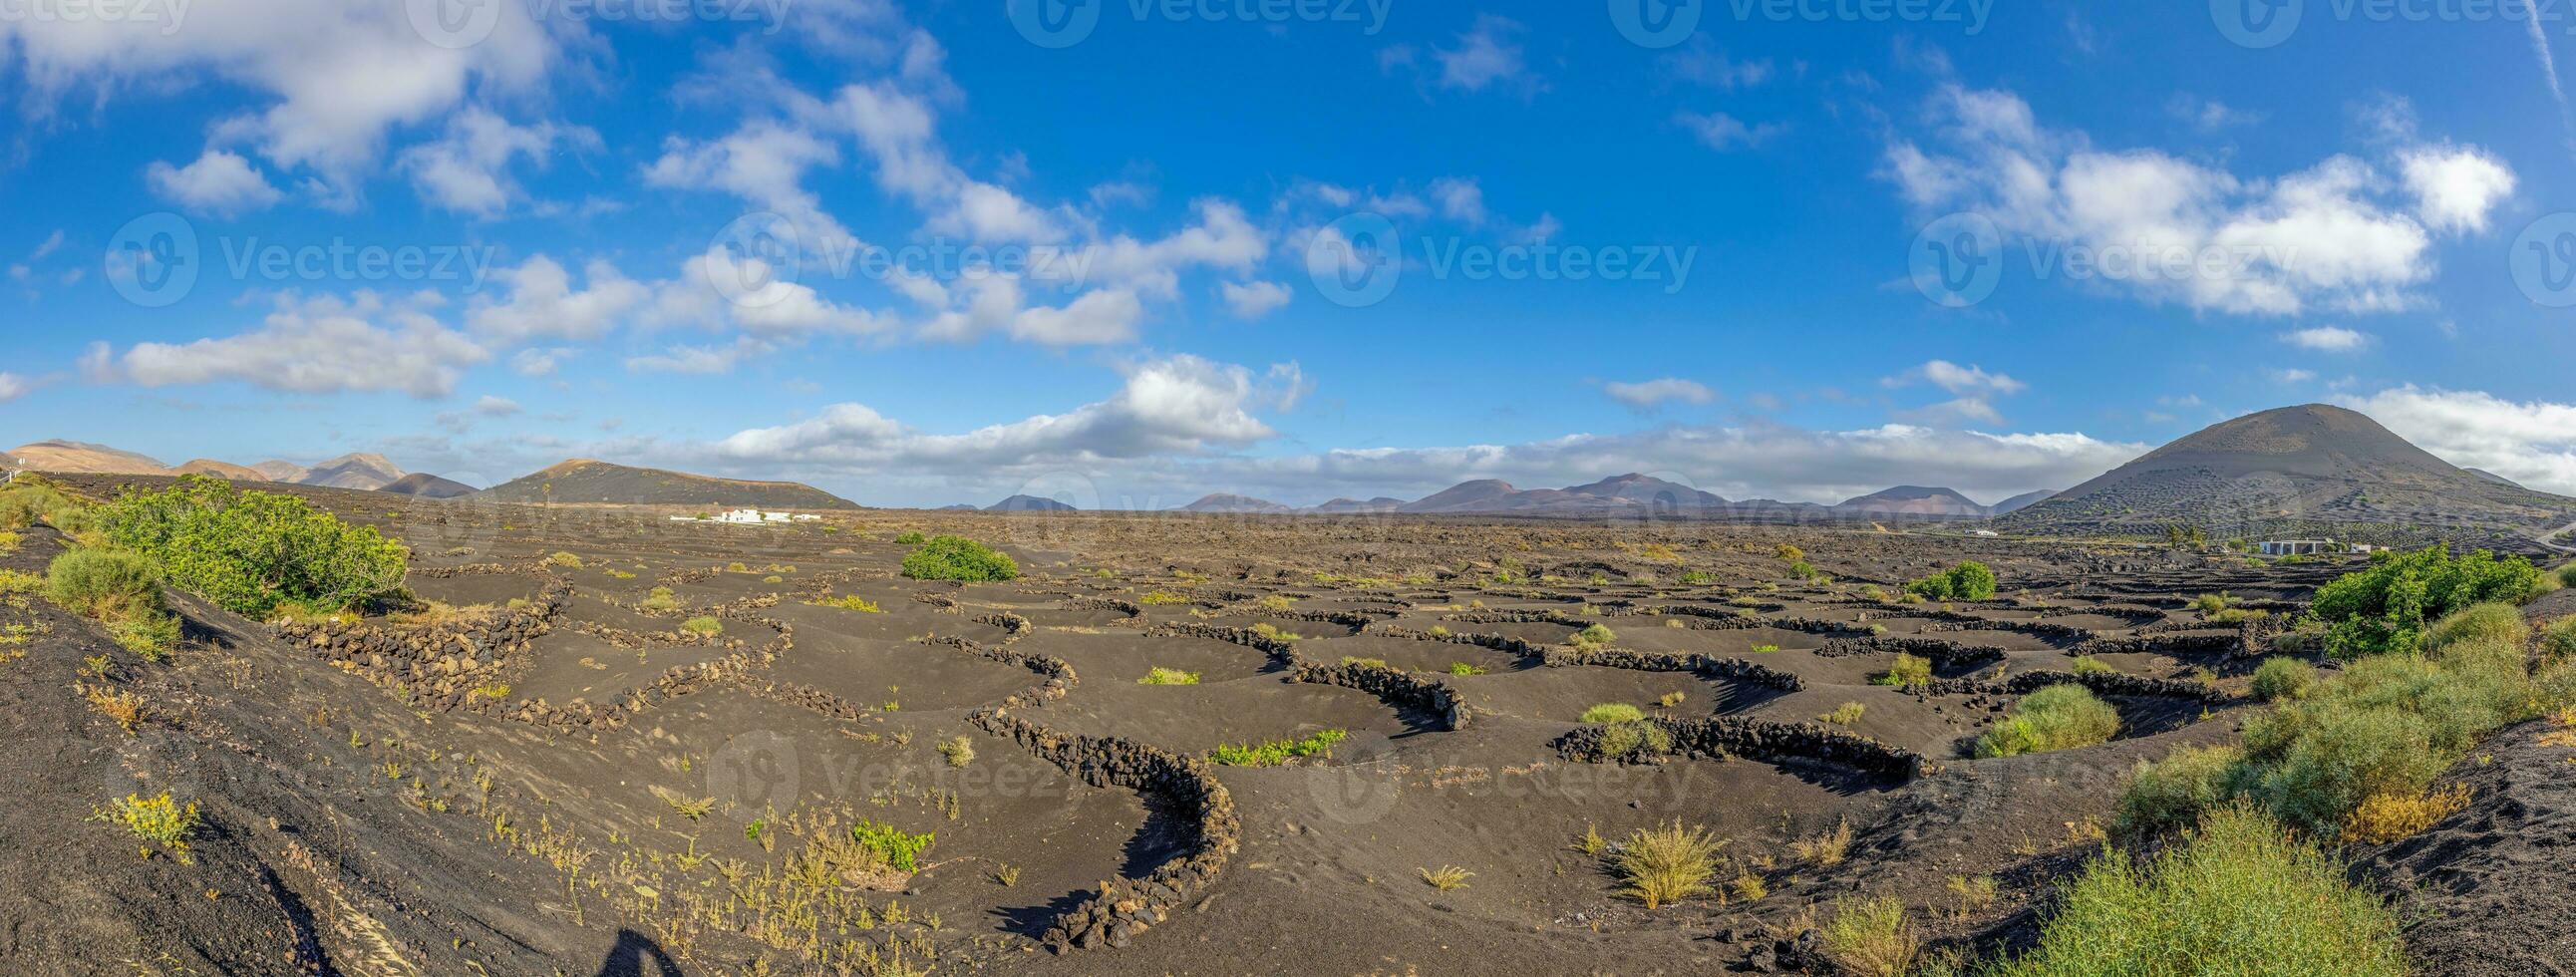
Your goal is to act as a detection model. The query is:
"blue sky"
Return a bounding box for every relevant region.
[3,0,2574,507]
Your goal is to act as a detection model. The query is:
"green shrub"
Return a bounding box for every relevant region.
[1598,719,1673,758]
[680,616,723,636]
[1581,703,1645,725]
[2249,657,2317,702]
[1821,895,1919,977]
[1905,560,1997,602]
[1137,667,1200,686]
[46,549,165,621]
[1447,661,1487,676]
[91,476,409,616]
[2114,744,2243,837]
[893,530,927,545]
[2423,601,2529,653]
[1612,820,1723,909]
[1872,652,1933,688]
[2069,655,2115,676]
[1986,807,2406,977]
[0,478,88,531]
[1975,684,2119,758]
[1208,729,1346,767]
[850,818,935,872]
[108,611,181,661]
[899,535,1019,582]
[1570,623,1616,650]
[2559,563,2576,589]
[2307,545,2541,658]
[2543,615,2576,666]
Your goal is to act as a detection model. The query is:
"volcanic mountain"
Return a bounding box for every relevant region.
[1835,486,1989,518]
[1178,493,1293,513]
[475,460,859,509]
[1989,488,2059,515]
[988,494,1077,511]
[174,459,270,482]
[379,473,479,499]
[295,453,406,490]
[1997,404,2576,544]
[7,440,169,476]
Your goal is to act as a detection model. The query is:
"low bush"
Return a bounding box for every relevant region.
[2114,744,2243,837]
[1821,895,1918,977]
[2342,784,2471,844]
[1597,719,1673,758]
[900,535,1019,582]
[1447,662,1486,676]
[2249,656,2318,702]
[806,594,883,614]
[2307,545,2541,658]
[1137,667,1200,686]
[2424,601,2530,653]
[2069,655,2116,676]
[1581,703,1645,725]
[1569,623,1616,650]
[936,736,975,768]
[91,791,201,864]
[2543,615,2576,666]
[1418,865,1473,891]
[850,818,935,873]
[1985,806,2407,977]
[1613,820,1723,909]
[680,616,723,636]
[46,548,165,621]
[893,530,927,545]
[1905,560,1997,602]
[1975,684,2119,759]
[0,478,87,531]
[1208,730,1346,767]
[1818,702,1866,725]
[91,476,409,616]
[546,551,584,569]
[1872,652,1933,688]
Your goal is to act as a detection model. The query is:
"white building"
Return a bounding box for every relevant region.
[2258,539,2355,556]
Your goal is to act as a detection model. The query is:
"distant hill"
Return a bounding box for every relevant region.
[1990,488,2058,515]
[1997,404,2576,545]
[476,460,859,509]
[1837,486,1989,518]
[296,453,405,490]
[1311,496,1406,513]
[249,460,308,482]
[936,503,981,510]
[9,440,169,476]
[1179,493,1293,513]
[174,459,270,482]
[1399,480,1528,513]
[988,494,1076,511]
[2467,468,2526,489]
[380,473,478,499]
[1562,473,1730,508]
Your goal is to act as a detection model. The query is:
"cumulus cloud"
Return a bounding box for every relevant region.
[2280,325,2373,352]
[643,120,853,252]
[401,108,584,216]
[0,373,26,403]
[1433,15,1532,94]
[92,291,488,397]
[1883,360,2027,424]
[1219,280,1292,320]
[468,256,650,344]
[1884,85,2513,316]
[1676,112,1784,152]
[475,395,521,416]
[145,150,284,216]
[2337,386,2576,495]
[716,354,1294,470]
[8,0,563,197]
[1602,378,1716,410]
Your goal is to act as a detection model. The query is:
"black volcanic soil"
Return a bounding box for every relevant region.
[2,475,2564,974]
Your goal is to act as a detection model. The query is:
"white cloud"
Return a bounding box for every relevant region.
[400,108,583,216]
[2272,368,2318,384]
[511,347,573,376]
[2400,146,2515,234]
[1676,112,1784,152]
[7,0,563,196]
[94,291,487,397]
[626,337,776,375]
[716,354,1291,469]
[2280,325,2373,352]
[1219,280,1293,320]
[674,247,898,338]
[2337,386,2576,495]
[29,230,64,261]
[474,395,521,417]
[1602,378,1716,410]
[1890,360,2027,396]
[1433,15,1530,94]
[0,373,26,403]
[468,256,650,344]
[1885,85,2511,316]
[643,119,854,253]
[145,150,284,216]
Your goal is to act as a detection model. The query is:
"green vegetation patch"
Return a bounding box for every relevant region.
[899,534,1020,582]
[1975,684,2119,759]
[1903,560,1997,601]
[92,476,409,616]
[1208,729,1347,767]
[2306,545,2541,659]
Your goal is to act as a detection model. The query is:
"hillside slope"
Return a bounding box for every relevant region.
[474,460,859,509]
[1997,404,2576,545]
